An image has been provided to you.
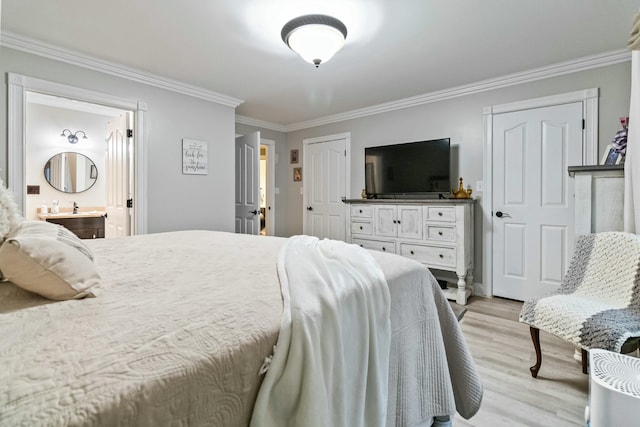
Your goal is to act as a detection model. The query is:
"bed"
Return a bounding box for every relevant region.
[0,229,482,426]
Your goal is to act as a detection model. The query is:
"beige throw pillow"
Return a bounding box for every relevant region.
[0,221,101,300]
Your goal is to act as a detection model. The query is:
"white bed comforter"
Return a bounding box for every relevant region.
[250,235,391,427]
[0,231,481,426]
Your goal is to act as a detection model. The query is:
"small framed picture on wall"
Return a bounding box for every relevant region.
[293,167,302,182]
[290,149,299,164]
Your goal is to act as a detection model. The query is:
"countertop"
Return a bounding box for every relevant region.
[38,211,106,220]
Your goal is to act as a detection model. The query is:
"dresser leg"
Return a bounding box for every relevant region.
[456,274,467,305]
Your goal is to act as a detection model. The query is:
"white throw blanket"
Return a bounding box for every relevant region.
[250,235,391,427]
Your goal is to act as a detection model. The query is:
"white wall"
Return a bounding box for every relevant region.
[284,61,632,283]
[25,103,113,220]
[1,46,237,233]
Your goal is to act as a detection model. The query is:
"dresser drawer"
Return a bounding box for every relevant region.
[351,205,373,218]
[425,206,455,222]
[351,220,373,235]
[425,224,456,241]
[352,238,396,254]
[399,243,456,268]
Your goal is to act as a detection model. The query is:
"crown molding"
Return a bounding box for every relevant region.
[235,115,288,133]
[1,31,628,131]
[1,31,244,108]
[281,48,630,132]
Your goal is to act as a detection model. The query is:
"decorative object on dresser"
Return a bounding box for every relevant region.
[345,199,475,305]
[452,177,473,199]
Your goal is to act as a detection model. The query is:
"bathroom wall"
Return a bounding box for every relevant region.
[25,103,117,220]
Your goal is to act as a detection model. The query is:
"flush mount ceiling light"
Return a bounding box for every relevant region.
[281,14,347,68]
[60,129,87,144]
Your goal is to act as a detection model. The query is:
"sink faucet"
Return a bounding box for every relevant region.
[73,202,78,214]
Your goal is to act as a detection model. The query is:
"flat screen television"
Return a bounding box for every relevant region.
[365,138,450,198]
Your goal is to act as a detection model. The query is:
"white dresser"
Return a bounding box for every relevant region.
[345,199,475,305]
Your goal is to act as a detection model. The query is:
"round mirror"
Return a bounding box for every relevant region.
[44,152,98,194]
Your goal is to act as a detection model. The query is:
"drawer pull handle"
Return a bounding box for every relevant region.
[393,220,397,224]
[410,250,414,255]
[359,226,363,230]
[439,254,444,258]
[438,231,443,236]
[359,244,363,247]
[382,247,386,251]
[397,220,401,224]
[359,209,362,213]
[438,212,443,216]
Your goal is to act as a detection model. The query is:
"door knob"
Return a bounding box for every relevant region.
[496,211,504,218]
[495,211,511,218]
[307,206,313,211]
[249,210,259,215]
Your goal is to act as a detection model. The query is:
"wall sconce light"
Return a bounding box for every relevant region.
[60,129,88,144]
[281,14,348,68]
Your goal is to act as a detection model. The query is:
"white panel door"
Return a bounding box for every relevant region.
[303,138,346,240]
[493,102,583,301]
[105,113,130,238]
[235,132,260,234]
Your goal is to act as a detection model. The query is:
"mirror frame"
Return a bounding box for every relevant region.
[43,151,98,194]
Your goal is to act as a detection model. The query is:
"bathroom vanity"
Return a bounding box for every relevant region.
[38,211,106,239]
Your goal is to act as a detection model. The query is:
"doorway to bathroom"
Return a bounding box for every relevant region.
[7,73,147,237]
[24,92,133,238]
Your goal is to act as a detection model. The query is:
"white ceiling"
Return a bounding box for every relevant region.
[2,0,638,128]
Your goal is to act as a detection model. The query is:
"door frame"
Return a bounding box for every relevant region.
[481,88,599,298]
[260,138,276,236]
[7,73,148,234]
[302,132,351,236]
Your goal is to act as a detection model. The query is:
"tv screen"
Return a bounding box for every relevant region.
[365,138,450,197]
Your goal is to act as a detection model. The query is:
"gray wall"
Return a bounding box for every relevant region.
[1,46,237,233]
[284,61,632,283]
[235,123,289,236]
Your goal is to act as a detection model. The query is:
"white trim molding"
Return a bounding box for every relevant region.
[7,72,149,235]
[481,88,599,298]
[1,31,243,108]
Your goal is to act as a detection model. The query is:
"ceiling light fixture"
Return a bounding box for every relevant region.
[60,129,87,144]
[281,14,347,68]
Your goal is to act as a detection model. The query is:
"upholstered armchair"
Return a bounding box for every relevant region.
[519,232,640,378]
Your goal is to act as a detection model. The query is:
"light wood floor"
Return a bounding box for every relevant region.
[451,297,589,427]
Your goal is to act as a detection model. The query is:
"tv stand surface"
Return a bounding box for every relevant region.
[345,198,475,304]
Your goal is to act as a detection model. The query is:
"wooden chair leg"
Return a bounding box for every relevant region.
[581,348,588,374]
[530,327,542,378]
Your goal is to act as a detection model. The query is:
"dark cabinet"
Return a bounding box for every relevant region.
[45,216,105,239]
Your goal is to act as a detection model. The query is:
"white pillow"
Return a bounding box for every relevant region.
[0,221,101,300]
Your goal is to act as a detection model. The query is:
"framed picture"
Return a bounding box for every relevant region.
[600,144,623,165]
[182,139,208,175]
[290,149,299,164]
[293,167,302,182]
